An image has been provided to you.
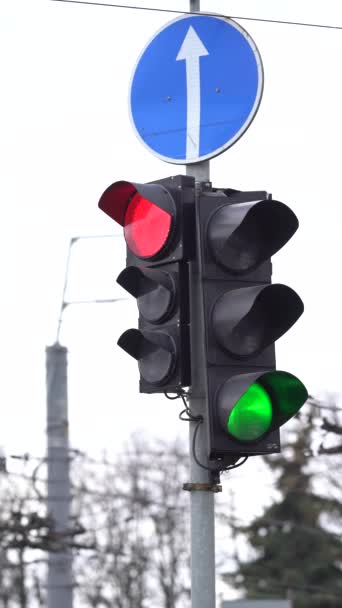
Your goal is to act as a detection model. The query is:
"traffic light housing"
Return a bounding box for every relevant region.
[98,175,307,466]
[98,175,195,393]
[197,187,307,463]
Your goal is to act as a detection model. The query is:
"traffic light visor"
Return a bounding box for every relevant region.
[117,266,176,324]
[212,284,304,358]
[118,328,176,386]
[208,199,298,273]
[98,181,175,259]
[217,371,308,442]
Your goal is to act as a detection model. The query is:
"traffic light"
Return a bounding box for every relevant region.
[98,175,195,393]
[197,187,308,463]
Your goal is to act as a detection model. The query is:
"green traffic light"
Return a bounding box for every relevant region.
[225,371,308,442]
[227,382,273,441]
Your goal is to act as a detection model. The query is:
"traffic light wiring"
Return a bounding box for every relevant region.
[192,418,249,474]
[164,390,200,422]
[165,390,249,474]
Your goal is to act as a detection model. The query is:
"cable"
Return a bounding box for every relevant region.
[226,13,342,32]
[180,396,201,422]
[164,391,181,400]
[172,395,222,474]
[49,0,342,31]
[191,418,213,472]
[191,417,248,474]
[164,391,218,471]
[310,402,342,413]
[51,0,185,12]
[222,455,249,473]
[164,389,201,422]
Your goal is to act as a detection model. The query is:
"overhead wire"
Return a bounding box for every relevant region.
[4,453,342,560]
[7,439,342,472]
[49,0,342,31]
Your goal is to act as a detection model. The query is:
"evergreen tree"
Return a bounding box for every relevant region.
[223,414,342,608]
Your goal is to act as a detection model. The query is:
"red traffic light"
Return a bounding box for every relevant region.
[124,192,172,258]
[98,181,176,260]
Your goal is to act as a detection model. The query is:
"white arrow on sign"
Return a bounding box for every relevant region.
[176,26,209,160]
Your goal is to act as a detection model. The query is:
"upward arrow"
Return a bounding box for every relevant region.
[176,26,209,161]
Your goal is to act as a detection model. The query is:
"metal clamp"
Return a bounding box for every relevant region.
[183,482,222,493]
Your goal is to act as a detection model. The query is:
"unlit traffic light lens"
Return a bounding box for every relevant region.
[124,193,172,258]
[207,199,299,274]
[227,382,272,441]
[117,328,176,386]
[116,266,176,324]
[212,284,304,358]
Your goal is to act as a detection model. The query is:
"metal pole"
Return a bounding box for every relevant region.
[184,0,216,569]
[46,344,73,608]
[186,8,217,608]
[186,8,216,608]
[187,158,216,608]
[190,0,200,11]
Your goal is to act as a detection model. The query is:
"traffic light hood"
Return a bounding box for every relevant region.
[117,266,176,324]
[212,283,304,358]
[98,180,176,226]
[118,328,176,386]
[208,198,299,273]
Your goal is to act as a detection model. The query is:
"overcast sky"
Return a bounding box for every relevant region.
[1,0,342,487]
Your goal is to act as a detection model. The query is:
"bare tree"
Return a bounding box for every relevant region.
[306,395,342,456]
[0,471,48,607]
[72,434,190,608]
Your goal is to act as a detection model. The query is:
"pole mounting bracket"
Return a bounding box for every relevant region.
[182,482,222,493]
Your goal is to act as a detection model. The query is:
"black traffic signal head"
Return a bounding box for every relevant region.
[196,187,307,462]
[98,175,195,393]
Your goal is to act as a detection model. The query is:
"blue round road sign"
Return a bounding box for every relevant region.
[129,15,263,165]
